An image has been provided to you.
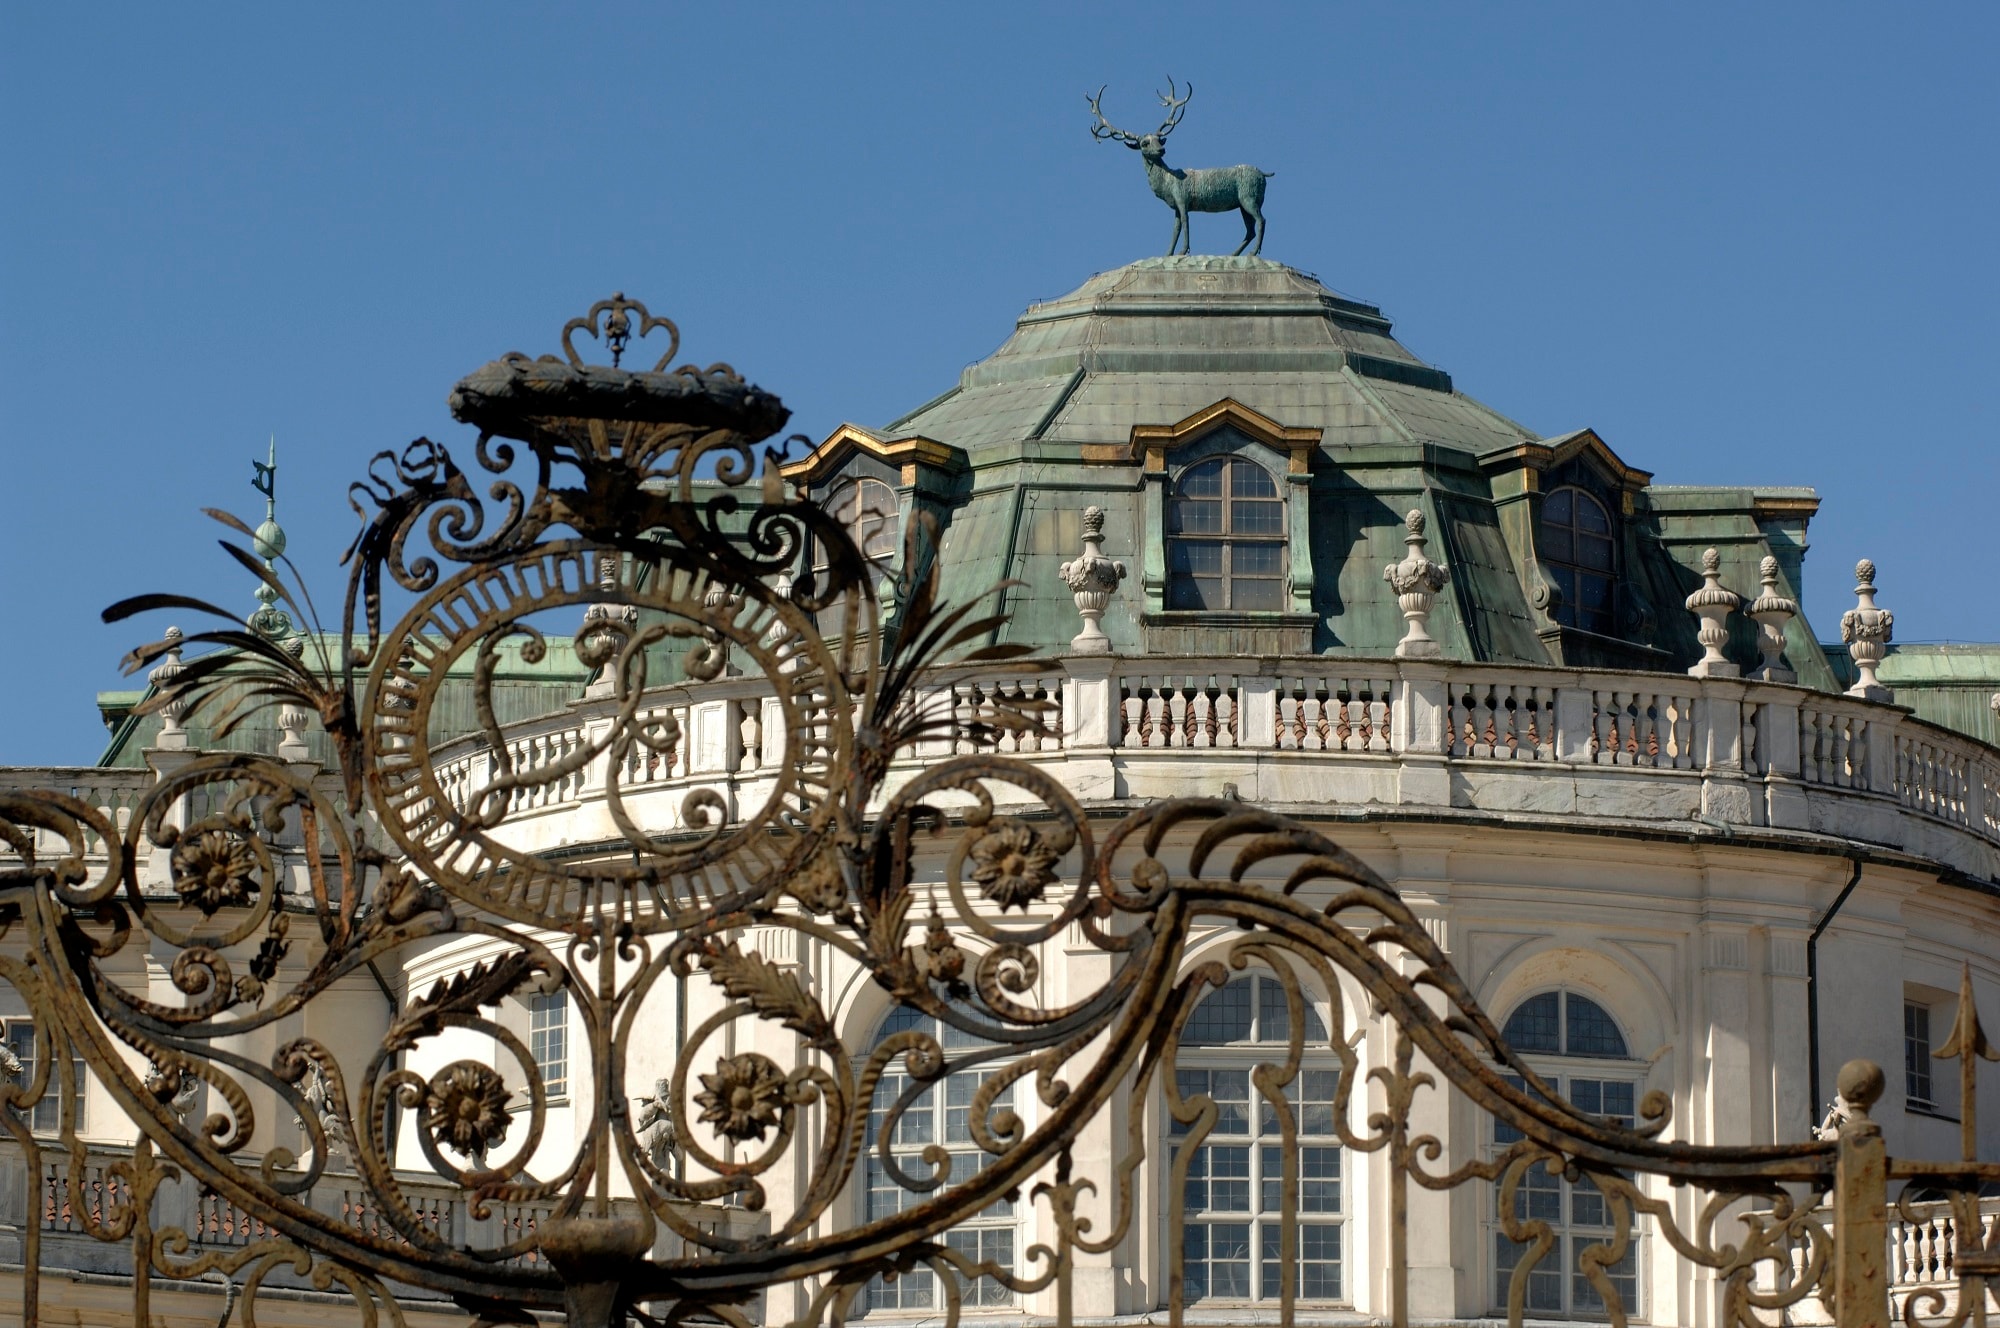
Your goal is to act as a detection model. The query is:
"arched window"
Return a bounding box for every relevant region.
[1167,458,1286,611]
[1541,487,1615,635]
[1169,974,1344,1305]
[862,1005,1017,1313]
[1491,989,1639,1318]
[814,478,899,635]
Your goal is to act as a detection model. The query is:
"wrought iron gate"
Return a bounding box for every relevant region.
[0,297,1993,1328]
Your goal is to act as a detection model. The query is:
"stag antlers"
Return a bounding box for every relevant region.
[1088,77,1191,146]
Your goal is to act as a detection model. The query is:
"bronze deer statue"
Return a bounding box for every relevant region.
[1089,78,1273,257]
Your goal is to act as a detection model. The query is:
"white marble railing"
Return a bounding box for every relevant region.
[16,658,1999,879]
[1760,1196,2000,1325]
[0,766,156,856]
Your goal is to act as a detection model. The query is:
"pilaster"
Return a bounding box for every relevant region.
[1392,665,1449,807]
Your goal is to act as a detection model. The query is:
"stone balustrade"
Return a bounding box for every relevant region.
[1758,1194,2000,1325]
[13,656,2000,882]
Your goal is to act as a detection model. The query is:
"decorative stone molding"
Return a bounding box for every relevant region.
[149,626,191,750]
[1684,548,1742,679]
[1841,559,1894,702]
[1059,506,1127,655]
[1748,555,1799,683]
[1382,510,1449,659]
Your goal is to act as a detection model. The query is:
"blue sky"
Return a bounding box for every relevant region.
[2,4,1995,764]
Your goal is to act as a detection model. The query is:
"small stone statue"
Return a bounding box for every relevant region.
[1383,510,1449,659]
[1747,556,1798,683]
[636,1078,678,1169]
[1088,79,1274,257]
[1812,1096,1850,1141]
[292,1060,349,1162]
[0,1041,22,1084]
[1059,507,1127,655]
[1840,559,1894,701]
[1683,548,1742,679]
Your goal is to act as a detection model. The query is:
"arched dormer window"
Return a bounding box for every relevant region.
[862,1004,1017,1313]
[813,478,899,636]
[1490,989,1639,1319]
[817,478,899,573]
[1166,458,1285,611]
[1168,974,1345,1305]
[1541,487,1615,636]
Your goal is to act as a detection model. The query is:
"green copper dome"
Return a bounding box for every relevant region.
[807,255,1834,679]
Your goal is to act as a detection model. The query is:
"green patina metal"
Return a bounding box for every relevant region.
[807,255,1838,683]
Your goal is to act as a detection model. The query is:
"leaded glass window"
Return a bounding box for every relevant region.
[863,1005,1017,1312]
[1542,487,1615,635]
[1170,974,1344,1305]
[1167,458,1286,611]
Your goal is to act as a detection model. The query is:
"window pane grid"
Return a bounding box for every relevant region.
[1907,1002,1934,1106]
[1541,486,1615,635]
[1176,976,1343,1305]
[529,992,567,1099]
[1490,995,1643,1319]
[865,1012,1016,1312]
[1167,458,1287,611]
[6,1022,85,1134]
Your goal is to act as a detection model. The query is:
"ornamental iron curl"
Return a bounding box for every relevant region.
[0,297,1986,1327]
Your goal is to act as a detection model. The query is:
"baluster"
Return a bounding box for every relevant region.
[1368,680,1391,752]
[1590,691,1611,764]
[1498,685,1523,758]
[1119,684,1139,748]
[1176,684,1208,748]
[1294,688,1319,752]
[1535,686,1557,759]
[1160,684,1184,748]
[1215,685,1237,748]
[1831,716,1851,788]
[1279,686,1301,751]
[1146,682,1169,748]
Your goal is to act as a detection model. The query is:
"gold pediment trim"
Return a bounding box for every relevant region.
[783,424,966,485]
[1482,427,1653,491]
[1128,398,1321,474]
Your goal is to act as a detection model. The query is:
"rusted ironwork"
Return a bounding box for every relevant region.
[0,298,1994,1327]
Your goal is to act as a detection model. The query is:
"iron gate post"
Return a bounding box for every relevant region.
[1832,1059,1889,1328]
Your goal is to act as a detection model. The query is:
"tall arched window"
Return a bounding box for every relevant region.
[1167,458,1286,611]
[862,1005,1017,1313]
[1169,974,1344,1305]
[1491,990,1639,1319]
[1541,487,1615,635]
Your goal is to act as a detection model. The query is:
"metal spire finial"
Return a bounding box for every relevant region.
[249,434,294,639]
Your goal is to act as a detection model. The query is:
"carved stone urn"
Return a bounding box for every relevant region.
[1059,506,1127,655]
[1683,547,1742,679]
[1841,558,1894,701]
[1747,555,1799,683]
[1382,509,1449,659]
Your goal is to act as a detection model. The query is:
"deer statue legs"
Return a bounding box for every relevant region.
[1235,199,1265,256]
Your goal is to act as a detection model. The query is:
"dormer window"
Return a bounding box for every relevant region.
[1167,457,1286,611]
[816,477,899,574]
[1541,487,1615,636]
